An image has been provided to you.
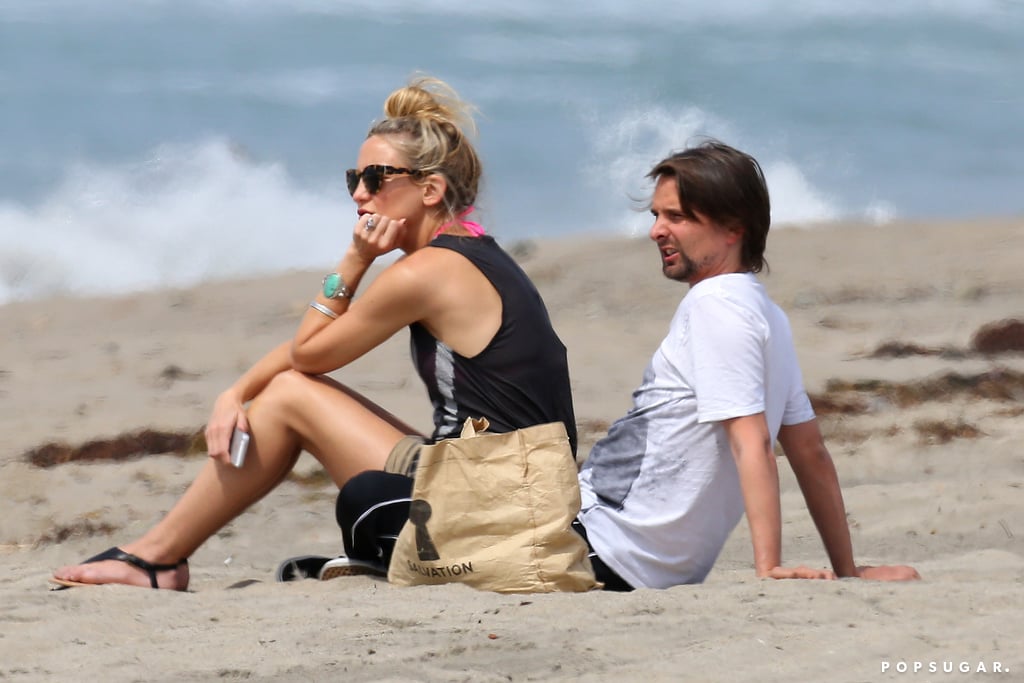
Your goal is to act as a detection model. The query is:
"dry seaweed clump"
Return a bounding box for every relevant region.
[807,393,870,417]
[24,428,206,468]
[865,318,1024,359]
[822,368,1024,409]
[971,319,1024,354]
[913,419,983,446]
[35,519,119,546]
[866,341,964,359]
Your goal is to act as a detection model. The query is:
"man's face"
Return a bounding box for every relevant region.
[648,176,738,286]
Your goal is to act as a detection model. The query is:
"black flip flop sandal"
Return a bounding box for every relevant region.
[50,546,187,589]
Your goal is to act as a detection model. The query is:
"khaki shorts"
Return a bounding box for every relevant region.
[383,435,426,477]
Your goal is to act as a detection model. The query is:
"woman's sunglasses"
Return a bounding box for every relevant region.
[345,164,423,196]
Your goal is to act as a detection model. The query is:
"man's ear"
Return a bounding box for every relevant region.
[725,223,745,246]
[421,174,447,208]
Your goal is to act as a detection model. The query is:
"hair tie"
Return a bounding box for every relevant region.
[433,206,485,238]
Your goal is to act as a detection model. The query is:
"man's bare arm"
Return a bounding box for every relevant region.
[779,419,920,581]
[777,419,857,576]
[723,413,783,577]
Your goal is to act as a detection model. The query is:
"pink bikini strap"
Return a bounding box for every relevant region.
[433,206,485,238]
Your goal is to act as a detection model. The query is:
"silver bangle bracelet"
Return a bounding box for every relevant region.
[309,301,339,319]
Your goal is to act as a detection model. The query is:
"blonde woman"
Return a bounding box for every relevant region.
[53,76,577,590]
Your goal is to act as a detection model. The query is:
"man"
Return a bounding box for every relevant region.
[576,140,919,590]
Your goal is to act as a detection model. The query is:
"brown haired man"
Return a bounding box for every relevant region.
[575,141,919,590]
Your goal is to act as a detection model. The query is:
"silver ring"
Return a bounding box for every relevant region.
[365,217,376,231]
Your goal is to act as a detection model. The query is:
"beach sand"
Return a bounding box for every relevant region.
[1,218,1022,682]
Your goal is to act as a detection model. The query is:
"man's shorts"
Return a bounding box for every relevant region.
[572,520,634,592]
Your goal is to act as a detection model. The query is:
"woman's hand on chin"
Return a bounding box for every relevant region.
[354,213,408,262]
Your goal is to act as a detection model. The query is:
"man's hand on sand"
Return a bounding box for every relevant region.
[763,565,837,580]
[762,564,921,581]
[855,565,921,581]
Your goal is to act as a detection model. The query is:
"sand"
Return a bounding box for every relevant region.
[1,218,1023,682]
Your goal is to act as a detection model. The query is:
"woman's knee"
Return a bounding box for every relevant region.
[256,369,323,416]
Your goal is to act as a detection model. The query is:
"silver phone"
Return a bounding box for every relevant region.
[229,427,251,468]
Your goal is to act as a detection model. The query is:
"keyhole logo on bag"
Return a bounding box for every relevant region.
[404,499,477,578]
[408,499,440,561]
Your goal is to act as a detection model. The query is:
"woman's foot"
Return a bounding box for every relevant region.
[52,547,190,591]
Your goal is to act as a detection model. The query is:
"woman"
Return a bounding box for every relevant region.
[52,76,577,590]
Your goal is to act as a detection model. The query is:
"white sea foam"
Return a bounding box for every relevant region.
[0,139,351,305]
[1,121,845,305]
[763,163,841,226]
[583,106,844,233]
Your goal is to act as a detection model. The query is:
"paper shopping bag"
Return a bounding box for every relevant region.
[387,418,600,593]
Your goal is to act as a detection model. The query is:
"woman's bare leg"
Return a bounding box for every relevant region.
[52,371,420,589]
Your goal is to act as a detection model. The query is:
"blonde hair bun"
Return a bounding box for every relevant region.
[383,75,477,138]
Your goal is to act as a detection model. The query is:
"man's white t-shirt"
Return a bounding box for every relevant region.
[578,273,815,589]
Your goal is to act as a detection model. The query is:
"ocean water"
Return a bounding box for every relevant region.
[1,0,1022,303]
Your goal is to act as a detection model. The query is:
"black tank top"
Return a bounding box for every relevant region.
[410,234,578,456]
